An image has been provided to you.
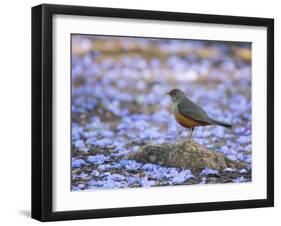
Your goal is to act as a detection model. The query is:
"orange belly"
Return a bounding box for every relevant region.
[174,111,208,128]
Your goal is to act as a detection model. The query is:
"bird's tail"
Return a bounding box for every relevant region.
[210,118,232,128]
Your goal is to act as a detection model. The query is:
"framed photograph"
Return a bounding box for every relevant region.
[32,4,274,221]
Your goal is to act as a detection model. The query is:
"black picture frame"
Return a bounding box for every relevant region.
[32,3,274,222]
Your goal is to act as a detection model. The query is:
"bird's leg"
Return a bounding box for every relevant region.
[188,128,194,142]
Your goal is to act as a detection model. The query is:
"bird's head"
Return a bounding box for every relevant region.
[166,89,186,101]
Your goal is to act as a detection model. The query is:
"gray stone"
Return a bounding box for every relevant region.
[126,140,247,173]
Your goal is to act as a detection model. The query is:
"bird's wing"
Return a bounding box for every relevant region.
[177,100,213,124]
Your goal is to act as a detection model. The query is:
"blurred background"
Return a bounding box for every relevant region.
[71,35,252,190]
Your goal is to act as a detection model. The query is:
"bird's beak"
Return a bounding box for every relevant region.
[165,92,170,95]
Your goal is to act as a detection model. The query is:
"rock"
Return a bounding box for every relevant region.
[126,140,247,173]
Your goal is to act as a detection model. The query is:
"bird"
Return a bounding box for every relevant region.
[166,88,232,141]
